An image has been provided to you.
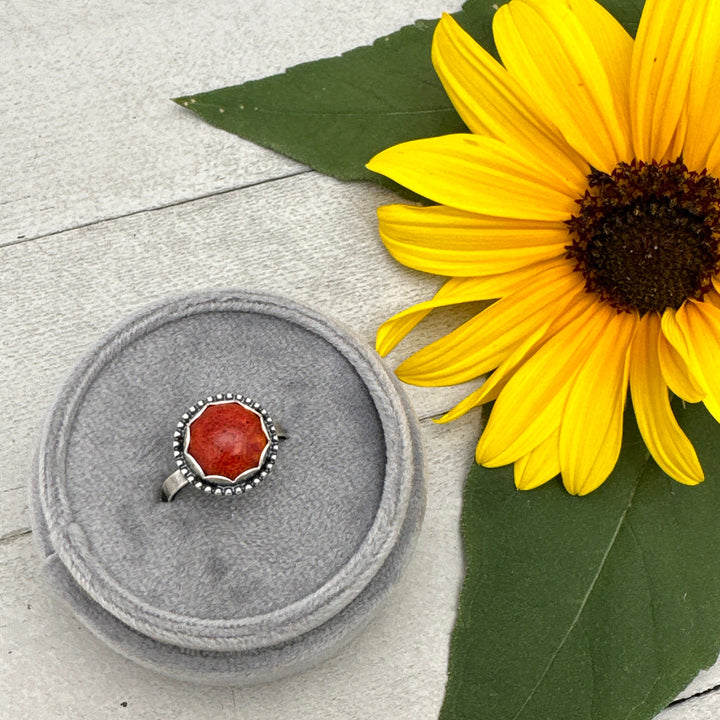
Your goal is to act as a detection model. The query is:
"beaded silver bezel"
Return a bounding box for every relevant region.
[172,393,279,496]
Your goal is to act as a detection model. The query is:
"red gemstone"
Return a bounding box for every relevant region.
[186,401,269,482]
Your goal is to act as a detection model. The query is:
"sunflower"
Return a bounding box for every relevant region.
[367,0,720,495]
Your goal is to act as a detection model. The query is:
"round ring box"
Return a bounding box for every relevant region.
[30,291,425,685]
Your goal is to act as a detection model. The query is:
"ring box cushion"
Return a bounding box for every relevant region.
[30,291,425,684]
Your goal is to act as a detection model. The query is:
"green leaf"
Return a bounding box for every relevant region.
[173,16,463,190]
[173,0,640,187]
[440,399,720,720]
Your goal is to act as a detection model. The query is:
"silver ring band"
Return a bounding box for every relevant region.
[161,469,190,502]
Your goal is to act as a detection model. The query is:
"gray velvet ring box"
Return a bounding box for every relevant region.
[30,291,425,685]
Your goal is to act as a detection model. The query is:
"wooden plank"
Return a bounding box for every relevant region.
[0,171,478,536]
[0,0,460,245]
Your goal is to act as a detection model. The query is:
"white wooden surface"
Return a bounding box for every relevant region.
[1,1,719,718]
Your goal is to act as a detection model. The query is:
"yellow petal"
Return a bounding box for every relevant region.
[664,103,689,167]
[439,287,596,422]
[679,4,720,168]
[559,310,637,495]
[514,429,561,490]
[377,279,480,357]
[665,300,720,422]
[705,282,720,310]
[476,301,617,467]
[657,323,705,403]
[366,134,578,221]
[375,257,569,356]
[706,131,720,179]
[562,0,633,138]
[630,0,710,162]
[630,312,703,485]
[683,1,720,172]
[439,321,556,422]
[378,203,568,277]
[492,0,632,173]
[396,261,582,385]
[431,13,589,190]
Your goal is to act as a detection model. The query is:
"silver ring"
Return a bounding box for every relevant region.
[161,393,284,501]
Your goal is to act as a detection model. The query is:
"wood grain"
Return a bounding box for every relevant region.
[0,0,458,245]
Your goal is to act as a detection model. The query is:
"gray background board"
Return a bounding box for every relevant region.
[2,0,719,717]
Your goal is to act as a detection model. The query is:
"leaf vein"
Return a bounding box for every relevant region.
[619,521,661,720]
[193,103,459,118]
[510,481,642,720]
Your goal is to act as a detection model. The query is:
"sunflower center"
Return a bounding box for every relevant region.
[565,159,720,315]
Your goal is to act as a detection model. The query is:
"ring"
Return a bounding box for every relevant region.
[161,393,282,501]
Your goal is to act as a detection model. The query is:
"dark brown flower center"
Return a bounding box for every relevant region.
[565,159,720,315]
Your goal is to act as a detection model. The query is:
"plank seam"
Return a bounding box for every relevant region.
[0,527,32,545]
[4,169,312,249]
[668,681,720,706]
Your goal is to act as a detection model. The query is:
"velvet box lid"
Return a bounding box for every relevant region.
[30,291,425,685]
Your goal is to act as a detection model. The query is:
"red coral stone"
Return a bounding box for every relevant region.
[186,401,269,481]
